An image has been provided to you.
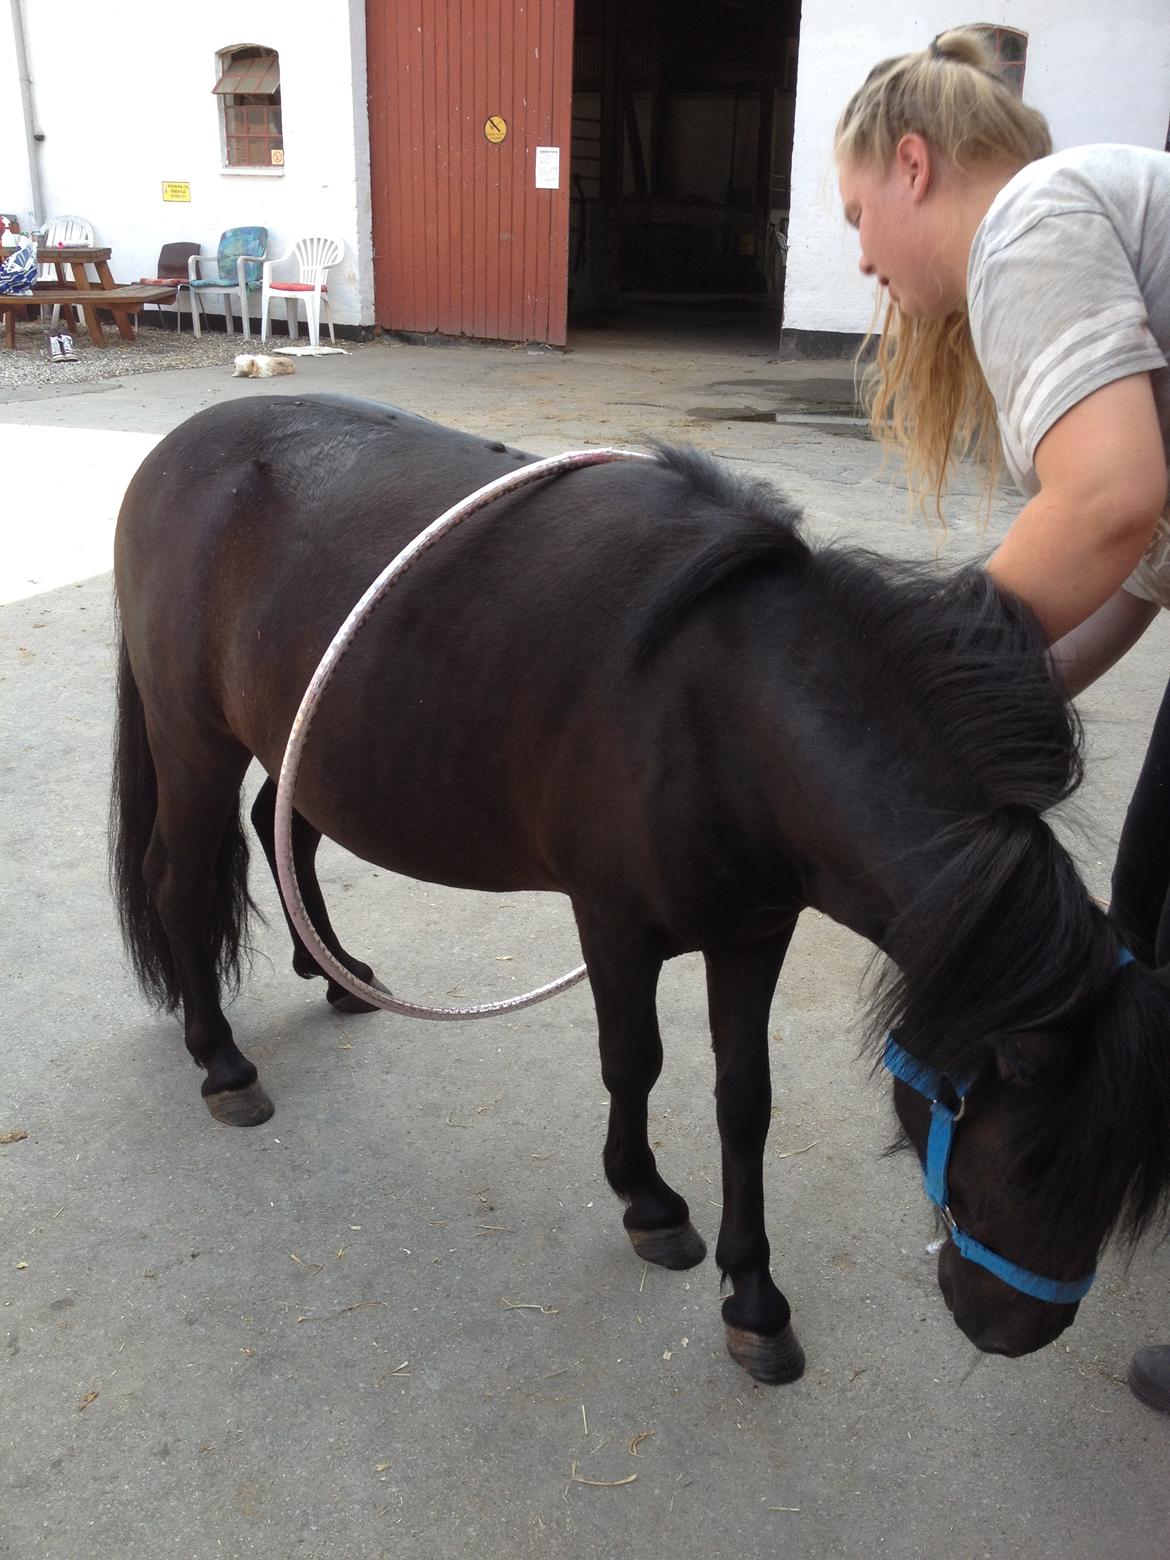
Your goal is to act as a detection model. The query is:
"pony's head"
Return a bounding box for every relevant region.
[822,556,1170,1357]
[890,954,1170,1355]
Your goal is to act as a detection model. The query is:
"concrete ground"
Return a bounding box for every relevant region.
[2,317,1168,1560]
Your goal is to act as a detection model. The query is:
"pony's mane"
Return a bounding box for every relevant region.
[813,549,1082,815]
[633,445,810,656]
[650,442,804,534]
[1008,961,1170,1259]
[641,443,1081,821]
[839,551,1107,1086]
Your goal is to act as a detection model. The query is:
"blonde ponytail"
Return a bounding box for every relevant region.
[836,29,1053,514]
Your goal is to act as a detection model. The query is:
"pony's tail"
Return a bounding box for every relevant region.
[109,630,255,1012]
[110,631,181,1009]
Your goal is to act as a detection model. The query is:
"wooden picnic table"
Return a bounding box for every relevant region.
[0,243,172,348]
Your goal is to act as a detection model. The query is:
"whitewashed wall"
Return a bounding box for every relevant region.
[0,1,373,327]
[784,0,1170,346]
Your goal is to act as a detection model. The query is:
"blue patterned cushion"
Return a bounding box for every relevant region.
[0,237,38,295]
[219,225,267,287]
[191,226,268,291]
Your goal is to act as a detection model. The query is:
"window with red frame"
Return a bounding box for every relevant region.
[971,25,1028,96]
[213,46,283,168]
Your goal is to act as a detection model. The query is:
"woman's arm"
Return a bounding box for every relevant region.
[1048,586,1159,697]
[986,372,1167,642]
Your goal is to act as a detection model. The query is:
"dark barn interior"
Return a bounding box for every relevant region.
[568,0,801,345]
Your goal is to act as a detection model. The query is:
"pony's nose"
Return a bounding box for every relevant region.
[967,1322,1034,1357]
[959,1305,1078,1358]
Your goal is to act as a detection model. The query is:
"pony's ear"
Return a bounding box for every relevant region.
[994,1030,1068,1088]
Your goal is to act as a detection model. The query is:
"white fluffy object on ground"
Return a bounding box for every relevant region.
[232,353,295,378]
[272,344,348,357]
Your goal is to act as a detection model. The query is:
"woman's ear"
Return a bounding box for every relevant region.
[894,132,934,201]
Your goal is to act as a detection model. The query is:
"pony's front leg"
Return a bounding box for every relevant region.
[705,931,805,1384]
[575,905,706,1270]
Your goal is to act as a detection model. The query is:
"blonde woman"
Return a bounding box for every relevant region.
[836,29,1170,1410]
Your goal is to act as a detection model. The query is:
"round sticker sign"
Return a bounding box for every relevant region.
[484,116,507,145]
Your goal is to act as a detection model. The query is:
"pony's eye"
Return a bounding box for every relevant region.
[1004,1144,1052,1201]
[996,1044,1040,1088]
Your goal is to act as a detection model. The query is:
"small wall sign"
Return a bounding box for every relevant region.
[162,182,191,202]
[484,116,507,145]
[534,146,560,189]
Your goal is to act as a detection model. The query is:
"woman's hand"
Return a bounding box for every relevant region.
[988,372,1167,642]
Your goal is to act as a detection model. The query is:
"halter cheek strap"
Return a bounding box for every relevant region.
[884,1033,1096,1305]
[882,948,1138,1307]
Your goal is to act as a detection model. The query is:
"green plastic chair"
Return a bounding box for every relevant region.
[188,226,268,337]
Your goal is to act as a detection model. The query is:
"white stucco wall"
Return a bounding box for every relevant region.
[784,1,1170,341]
[1,1,373,326]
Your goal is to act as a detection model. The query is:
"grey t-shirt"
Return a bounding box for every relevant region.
[967,144,1170,606]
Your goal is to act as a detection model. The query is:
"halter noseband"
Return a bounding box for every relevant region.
[883,947,1135,1307]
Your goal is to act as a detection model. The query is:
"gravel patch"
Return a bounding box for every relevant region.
[0,312,366,391]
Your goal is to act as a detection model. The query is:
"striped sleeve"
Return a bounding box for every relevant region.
[969,211,1167,470]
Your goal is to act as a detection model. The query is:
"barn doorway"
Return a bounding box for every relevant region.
[567,0,800,351]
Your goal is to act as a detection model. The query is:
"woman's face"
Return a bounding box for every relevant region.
[838,149,955,318]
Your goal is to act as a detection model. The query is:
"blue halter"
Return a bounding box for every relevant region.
[883,947,1135,1307]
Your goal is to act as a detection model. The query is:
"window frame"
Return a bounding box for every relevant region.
[971,24,1028,96]
[214,44,284,170]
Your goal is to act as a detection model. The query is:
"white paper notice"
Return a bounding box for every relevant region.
[534,146,560,189]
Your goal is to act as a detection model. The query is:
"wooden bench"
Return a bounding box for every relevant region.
[1,284,175,348]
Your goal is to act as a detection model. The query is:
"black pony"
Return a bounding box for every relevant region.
[111,394,1170,1382]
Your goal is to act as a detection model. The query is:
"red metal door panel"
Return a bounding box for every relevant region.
[368,0,574,345]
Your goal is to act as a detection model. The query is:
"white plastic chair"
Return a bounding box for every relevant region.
[38,215,94,328]
[37,214,94,273]
[259,236,344,348]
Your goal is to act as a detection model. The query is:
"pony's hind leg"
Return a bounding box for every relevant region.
[576,905,706,1271]
[705,930,805,1385]
[249,778,382,1013]
[142,729,274,1127]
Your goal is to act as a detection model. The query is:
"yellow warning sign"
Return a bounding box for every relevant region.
[162,182,191,202]
[484,116,507,145]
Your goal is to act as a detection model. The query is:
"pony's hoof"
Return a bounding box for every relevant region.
[627,1221,707,1270]
[327,974,389,1014]
[725,1322,805,1385]
[204,1081,275,1127]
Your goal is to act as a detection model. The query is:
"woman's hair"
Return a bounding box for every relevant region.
[835,29,1053,515]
